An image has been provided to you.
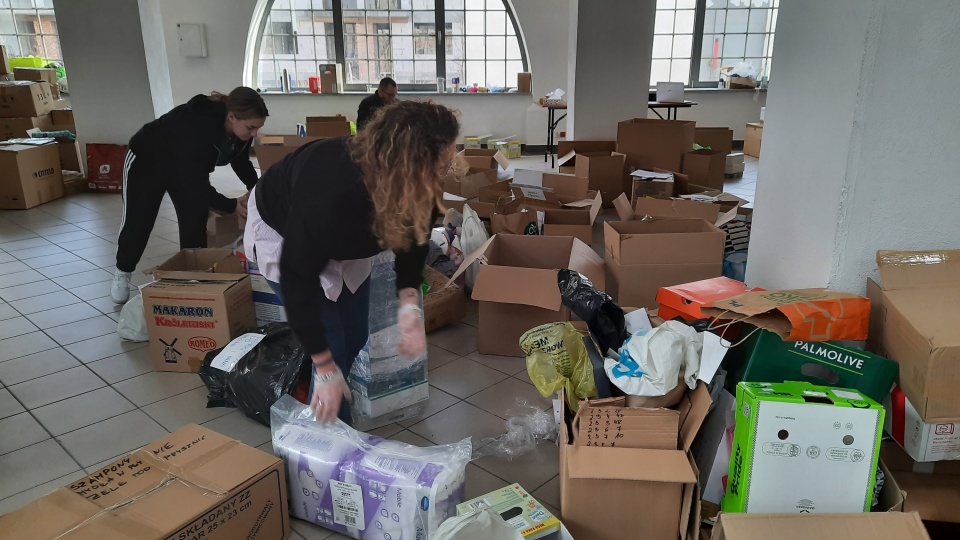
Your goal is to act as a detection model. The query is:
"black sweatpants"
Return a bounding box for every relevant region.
[115,149,210,272]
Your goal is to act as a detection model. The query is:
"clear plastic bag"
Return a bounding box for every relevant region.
[271,395,471,539]
[117,294,148,342]
[521,322,597,412]
[474,398,558,461]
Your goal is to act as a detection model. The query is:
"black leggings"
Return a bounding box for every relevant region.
[115,149,210,272]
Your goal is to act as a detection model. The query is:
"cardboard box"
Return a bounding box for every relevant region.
[462,148,509,170]
[617,118,696,173]
[884,385,960,463]
[14,67,60,99]
[0,80,55,118]
[726,327,899,404]
[623,177,746,224]
[424,265,466,333]
[743,123,763,158]
[51,107,74,126]
[867,250,960,422]
[451,234,604,357]
[318,63,343,94]
[722,382,885,514]
[0,424,291,540]
[254,134,322,173]
[710,512,930,540]
[0,140,63,209]
[683,149,727,191]
[880,443,960,524]
[517,72,532,93]
[556,140,617,174]
[630,169,675,201]
[695,127,734,157]
[604,218,725,308]
[444,167,499,200]
[572,151,627,207]
[560,386,706,540]
[244,259,287,326]
[0,114,52,139]
[881,439,960,476]
[58,139,82,172]
[142,249,254,372]
[206,213,244,248]
[305,116,351,138]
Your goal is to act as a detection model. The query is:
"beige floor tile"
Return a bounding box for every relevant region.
[465,350,529,376]
[397,386,461,428]
[65,333,149,363]
[201,410,271,448]
[429,357,508,399]
[56,409,167,468]
[532,475,561,510]
[141,386,235,431]
[0,331,60,362]
[33,387,136,436]
[8,365,106,409]
[113,371,204,407]
[426,344,459,371]
[0,280,63,302]
[0,316,39,340]
[0,388,25,419]
[0,347,82,386]
[86,347,153,384]
[387,430,434,447]
[0,413,50,455]
[408,401,506,445]
[465,462,510,500]
[25,302,101,330]
[466,377,553,420]
[9,290,82,315]
[0,439,81,499]
[473,441,560,493]
[45,315,117,345]
[426,322,479,356]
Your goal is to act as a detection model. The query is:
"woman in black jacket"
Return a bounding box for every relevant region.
[111,87,268,303]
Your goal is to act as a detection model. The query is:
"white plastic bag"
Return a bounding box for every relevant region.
[604,320,702,397]
[117,294,148,342]
[460,203,490,290]
[730,61,759,80]
[434,508,523,540]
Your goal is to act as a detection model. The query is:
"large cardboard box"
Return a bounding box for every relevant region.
[0,114,52,139]
[682,149,727,191]
[560,386,708,540]
[51,107,74,126]
[254,134,321,173]
[556,140,617,174]
[0,140,63,209]
[0,80,54,117]
[142,249,254,373]
[604,217,725,309]
[14,67,60,99]
[492,174,602,245]
[884,385,960,463]
[630,169,675,201]
[867,250,960,422]
[451,234,604,357]
[305,116,351,137]
[424,265,466,333]
[0,424,291,540]
[722,382,885,514]
[695,127,734,157]
[710,512,931,540]
[444,167,499,200]
[726,327,899,404]
[622,177,745,224]
[617,118,696,173]
[573,151,627,207]
[462,147,509,170]
[743,123,763,158]
[881,442,960,524]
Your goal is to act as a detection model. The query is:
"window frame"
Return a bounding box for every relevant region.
[652,0,777,89]
[252,0,529,93]
[0,1,62,63]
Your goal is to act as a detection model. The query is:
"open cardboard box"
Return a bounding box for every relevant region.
[556,140,617,174]
[443,167,499,200]
[254,134,323,173]
[560,384,710,540]
[710,512,929,540]
[618,175,747,224]
[867,249,960,422]
[447,234,604,357]
[882,440,960,524]
[461,147,510,170]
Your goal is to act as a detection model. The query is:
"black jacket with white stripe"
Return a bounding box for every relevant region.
[128,94,258,214]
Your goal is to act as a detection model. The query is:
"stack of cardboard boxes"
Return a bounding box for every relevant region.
[0,79,64,209]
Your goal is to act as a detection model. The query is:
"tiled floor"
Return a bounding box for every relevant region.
[0,151,758,539]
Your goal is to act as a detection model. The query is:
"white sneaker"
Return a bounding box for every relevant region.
[111,269,132,304]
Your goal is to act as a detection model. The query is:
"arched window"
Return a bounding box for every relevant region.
[0,0,62,63]
[252,0,527,92]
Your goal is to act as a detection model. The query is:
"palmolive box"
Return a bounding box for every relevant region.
[0,424,291,540]
[722,382,885,514]
[143,249,255,373]
[884,385,960,463]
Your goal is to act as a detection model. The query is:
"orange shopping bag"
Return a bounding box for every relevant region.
[701,288,870,342]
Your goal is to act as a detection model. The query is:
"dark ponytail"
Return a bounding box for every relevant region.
[210,86,268,120]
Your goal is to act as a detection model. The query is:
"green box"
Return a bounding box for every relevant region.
[727,327,898,403]
[723,381,884,514]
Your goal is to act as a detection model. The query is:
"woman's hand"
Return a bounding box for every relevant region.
[310,350,351,424]
[234,193,249,221]
[397,288,426,358]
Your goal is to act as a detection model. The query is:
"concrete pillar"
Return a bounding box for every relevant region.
[54,0,165,147]
[567,0,656,139]
[746,0,960,294]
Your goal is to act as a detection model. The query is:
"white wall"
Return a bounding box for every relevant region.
[747,0,960,294]
[54,0,158,146]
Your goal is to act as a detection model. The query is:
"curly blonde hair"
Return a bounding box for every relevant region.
[351,101,460,250]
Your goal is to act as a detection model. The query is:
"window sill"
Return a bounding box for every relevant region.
[259,91,533,97]
[683,87,767,93]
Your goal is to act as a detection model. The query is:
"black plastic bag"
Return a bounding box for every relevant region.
[198,323,311,426]
[557,269,627,353]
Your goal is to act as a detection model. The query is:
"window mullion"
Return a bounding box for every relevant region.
[435,1,445,83]
[333,0,346,69]
[690,0,707,87]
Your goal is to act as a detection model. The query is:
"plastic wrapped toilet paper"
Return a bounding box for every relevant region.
[271,395,470,539]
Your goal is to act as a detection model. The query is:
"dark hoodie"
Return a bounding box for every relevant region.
[128,94,258,214]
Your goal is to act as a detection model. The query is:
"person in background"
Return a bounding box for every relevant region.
[356,77,398,130]
[244,101,460,425]
[111,87,268,304]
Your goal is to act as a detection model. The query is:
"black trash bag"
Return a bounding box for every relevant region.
[198,323,311,427]
[557,269,627,353]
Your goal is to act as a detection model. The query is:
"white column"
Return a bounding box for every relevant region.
[746,0,960,294]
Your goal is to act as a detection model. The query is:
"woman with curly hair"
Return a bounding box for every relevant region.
[243,101,460,425]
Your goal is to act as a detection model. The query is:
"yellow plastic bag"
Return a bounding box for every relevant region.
[520,322,596,412]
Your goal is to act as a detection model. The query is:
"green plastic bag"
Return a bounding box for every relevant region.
[520,322,596,412]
